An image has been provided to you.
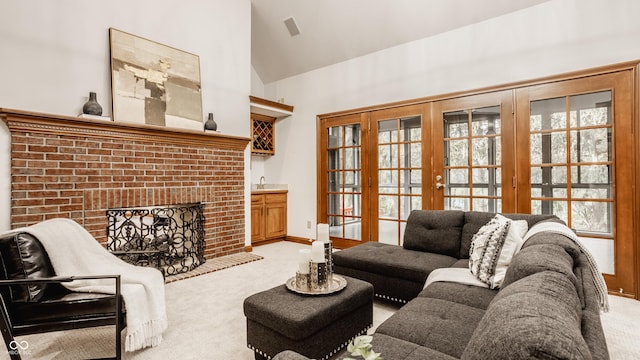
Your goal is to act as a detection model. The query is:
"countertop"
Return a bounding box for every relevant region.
[251,184,288,194]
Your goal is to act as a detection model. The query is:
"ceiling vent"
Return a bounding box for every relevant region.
[283,17,301,37]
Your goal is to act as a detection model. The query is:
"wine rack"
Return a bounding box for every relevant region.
[252,113,276,155]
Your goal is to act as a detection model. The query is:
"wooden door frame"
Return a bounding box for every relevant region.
[431,90,516,212]
[316,113,370,249]
[515,70,636,297]
[369,104,430,244]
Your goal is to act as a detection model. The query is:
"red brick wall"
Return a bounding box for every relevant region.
[3,110,249,258]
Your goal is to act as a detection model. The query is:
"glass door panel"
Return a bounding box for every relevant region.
[377,116,422,245]
[371,105,428,245]
[327,124,362,240]
[433,91,514,213]
[442,106,502,212]
[318,113,369,248]
[516,70,635,296]
[528,91,615,274]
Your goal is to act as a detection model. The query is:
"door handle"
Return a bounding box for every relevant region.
[436,182,445,189]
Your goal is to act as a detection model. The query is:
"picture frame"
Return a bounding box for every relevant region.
[109,28,203,130]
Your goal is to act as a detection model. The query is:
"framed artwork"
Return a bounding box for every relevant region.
[109,28,203,130]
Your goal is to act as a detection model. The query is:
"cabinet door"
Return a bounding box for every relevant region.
[265,202,287,239]
[251,197,265,242]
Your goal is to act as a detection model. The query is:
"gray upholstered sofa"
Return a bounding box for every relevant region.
[272,210,609,359]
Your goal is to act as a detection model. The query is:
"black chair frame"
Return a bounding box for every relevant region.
[0,275,123,360]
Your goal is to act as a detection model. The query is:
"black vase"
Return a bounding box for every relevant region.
[82,92,103,116]
[204,113,217,131]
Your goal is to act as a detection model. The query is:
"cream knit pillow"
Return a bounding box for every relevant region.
[469,214,528,289]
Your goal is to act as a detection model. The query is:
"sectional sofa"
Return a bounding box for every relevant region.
[273,210,609,359]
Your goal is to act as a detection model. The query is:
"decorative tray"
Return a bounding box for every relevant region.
[285,275,348,295]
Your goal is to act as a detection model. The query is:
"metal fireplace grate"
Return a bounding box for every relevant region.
[106,202,205,276]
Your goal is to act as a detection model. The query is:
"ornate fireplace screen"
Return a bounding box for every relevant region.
[106,202,205,276]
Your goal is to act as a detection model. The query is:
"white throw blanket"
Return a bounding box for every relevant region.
[523,221,610,313]
[423,268,489,289]
[8,218,168,351]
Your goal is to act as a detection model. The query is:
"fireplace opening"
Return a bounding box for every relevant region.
[106,202,205,276]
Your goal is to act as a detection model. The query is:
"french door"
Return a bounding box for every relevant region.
[432,91,515,212]
[318,113,370,249]
[369,104,430,245]
[515,71,635,296]
[318,105,429,247]
[318,68,637,297]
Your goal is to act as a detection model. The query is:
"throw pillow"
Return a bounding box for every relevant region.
[491,215,528,289]
[469,214,528,289]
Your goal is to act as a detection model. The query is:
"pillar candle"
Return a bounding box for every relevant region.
[298,249,311,274]
[311,241,325,263]
[317,223,330,243]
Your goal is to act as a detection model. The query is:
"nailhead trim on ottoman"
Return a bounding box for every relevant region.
[244,275,374,360]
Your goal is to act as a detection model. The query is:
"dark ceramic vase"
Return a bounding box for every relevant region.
[204,113,218,131]
[82,92,103,116]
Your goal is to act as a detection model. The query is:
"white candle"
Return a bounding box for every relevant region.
[311,241,325,263]
[298,249,311,274]
[317,223,330,243]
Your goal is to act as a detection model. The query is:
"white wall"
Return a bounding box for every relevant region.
[0,0,252,242]
[249,65,268,185]
[264,0,640,240]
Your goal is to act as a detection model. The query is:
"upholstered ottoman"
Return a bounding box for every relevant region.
[243,275,374,360]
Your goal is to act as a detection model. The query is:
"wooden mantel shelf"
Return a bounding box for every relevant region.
[0,108,250,151]
[249,96,294,119]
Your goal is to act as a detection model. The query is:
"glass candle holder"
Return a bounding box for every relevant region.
[295,271,310,290]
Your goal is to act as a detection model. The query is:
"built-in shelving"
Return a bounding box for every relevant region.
[249,96,294,155]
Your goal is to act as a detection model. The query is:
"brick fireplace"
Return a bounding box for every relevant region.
[1,108,250,259]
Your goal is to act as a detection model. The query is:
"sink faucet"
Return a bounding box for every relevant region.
[259,176,265,186]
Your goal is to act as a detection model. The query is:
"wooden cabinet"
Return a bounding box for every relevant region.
[251,113,276,155]
[249,96,294,156]
[251,191,287,244]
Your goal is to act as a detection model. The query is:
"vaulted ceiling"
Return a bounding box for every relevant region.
[251,0,550,84]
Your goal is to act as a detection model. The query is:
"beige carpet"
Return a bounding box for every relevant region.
[2,242,638,360]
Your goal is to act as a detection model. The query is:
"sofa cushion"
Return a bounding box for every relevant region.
[461,271,589,360]
[0,232,54,302]
[460,212,557,259]
[376,297,485,358]
[341,333,458,360]
[418,282,497,310]
[403,210,464,258]
[469,214,528,289]
[332,242,457,284]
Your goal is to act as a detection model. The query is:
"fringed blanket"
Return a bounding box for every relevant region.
[523,221,610,313]
[13,218,168,351]
[423,267,489,290]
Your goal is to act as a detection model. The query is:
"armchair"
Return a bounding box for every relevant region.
[0,231,125,360]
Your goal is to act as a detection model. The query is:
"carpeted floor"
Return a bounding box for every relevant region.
[2,241,639,360]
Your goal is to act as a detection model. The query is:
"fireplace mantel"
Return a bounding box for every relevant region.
[2,108,251,259]
[0,108,250,150]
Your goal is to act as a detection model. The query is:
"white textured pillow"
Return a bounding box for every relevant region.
[490,215,528,289]
[469,214,528,289]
